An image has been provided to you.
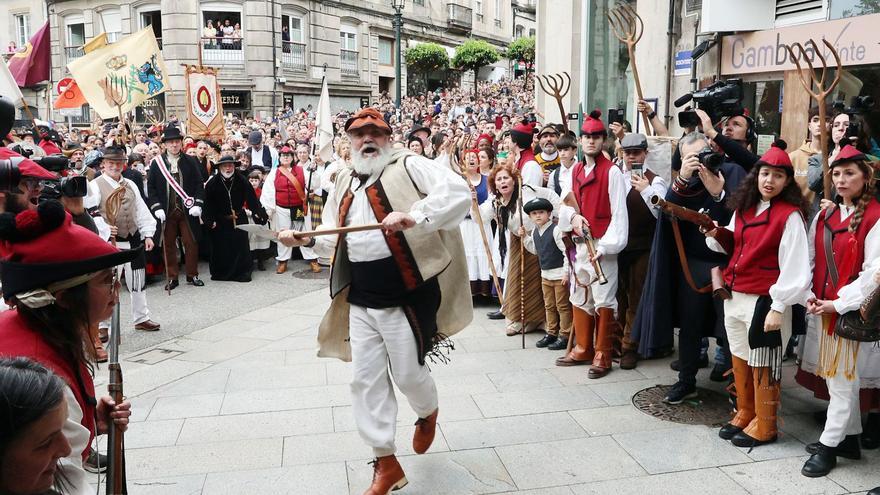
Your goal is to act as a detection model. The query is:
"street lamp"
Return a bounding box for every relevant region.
[392,0,405,109]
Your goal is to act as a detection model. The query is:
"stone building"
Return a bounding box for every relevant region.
[2,0,533,123]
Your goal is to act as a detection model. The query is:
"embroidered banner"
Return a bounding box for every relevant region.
[184,65,225,142]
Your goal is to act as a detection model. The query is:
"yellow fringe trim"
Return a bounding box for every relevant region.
[818,314,861,381]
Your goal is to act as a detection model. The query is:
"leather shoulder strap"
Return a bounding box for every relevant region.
[823,210,839,288]
[670,218,712,294]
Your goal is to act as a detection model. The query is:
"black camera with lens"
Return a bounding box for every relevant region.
[676,79,745,128]
[0,158,23,193]
[833,95,875,145]
[39,175,88,202]
[697,147,725,173]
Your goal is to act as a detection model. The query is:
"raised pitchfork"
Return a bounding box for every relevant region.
[537,72,571,132]
[607,2,651,135]
[103,74,132,145]
[784,39,842,201]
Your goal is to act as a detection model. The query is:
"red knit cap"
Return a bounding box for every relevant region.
[581,109,606,136]
[0,202,137,298]
[831,145,868,168]
[279,146,294,156]
[756,140,793,172]
[0,148,55,180]
[511,122,535,136]
[477,133,494,144]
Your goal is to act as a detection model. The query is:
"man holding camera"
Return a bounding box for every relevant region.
[695,109,759,174]
[147,126,206,291]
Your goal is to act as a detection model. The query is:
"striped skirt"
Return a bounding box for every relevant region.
[308,194,324,227]
[502,234,546,323]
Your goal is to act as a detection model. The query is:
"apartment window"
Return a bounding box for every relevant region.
[475,0,483,15]
[515,25,524,38]
[494,0,502,24]
[379,37,393,66]
[201,6,243,65]
[413,0,425,5]
[100,9,121,42]
[65,19,85,60]
[340,23,358,77]
[529,28,535,37]
[281,13,306,71]
[14,14,29,47]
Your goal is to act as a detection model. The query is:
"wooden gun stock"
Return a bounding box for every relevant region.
[649,195,715,231]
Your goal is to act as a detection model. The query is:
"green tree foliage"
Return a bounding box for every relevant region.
[452,39,500,93]
[404,43,450,94]
[505,35,535,66]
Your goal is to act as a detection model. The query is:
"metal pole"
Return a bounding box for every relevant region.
[394,9,402,109]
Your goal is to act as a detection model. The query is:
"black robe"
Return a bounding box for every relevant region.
[203,172,268,282]
[630,161,747,357]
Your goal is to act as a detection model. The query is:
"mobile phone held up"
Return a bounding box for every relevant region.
[607,108,624,126]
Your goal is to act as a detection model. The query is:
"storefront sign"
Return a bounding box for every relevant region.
[135,93,165,123]
[721,13,880,75]
[220,90,250,110]
[674,50,692,77]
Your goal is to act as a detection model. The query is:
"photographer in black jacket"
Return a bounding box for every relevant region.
[694,108,760,173]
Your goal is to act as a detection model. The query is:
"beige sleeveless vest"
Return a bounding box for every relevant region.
[96,176,138,238]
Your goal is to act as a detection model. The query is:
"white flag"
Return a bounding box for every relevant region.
[315,76,334,162]
[0,61,25,107]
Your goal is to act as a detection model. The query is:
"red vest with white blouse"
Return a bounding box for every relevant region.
[723,200,801,295]
[571,154,613,238]
[812,199,880,300]
[273,166,305,208]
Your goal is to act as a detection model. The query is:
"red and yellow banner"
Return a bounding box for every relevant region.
[184,65,225,142]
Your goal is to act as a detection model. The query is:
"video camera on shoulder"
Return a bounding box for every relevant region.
[676,78,744,128]
[0,153,87,199]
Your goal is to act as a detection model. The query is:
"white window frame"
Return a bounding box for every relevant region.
[65,15,86,47]
[200,2,244,38]
[475,0,483,15]
[340,23,357,52]
[98,8,122,42]
[14,13,29,47]
[286,14,305,44]
[494,0,502,22]
[378,37,393,66]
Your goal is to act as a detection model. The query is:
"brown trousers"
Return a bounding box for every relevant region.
[163,208,199,280]
[616,249,650,352]
[542,278,573,337]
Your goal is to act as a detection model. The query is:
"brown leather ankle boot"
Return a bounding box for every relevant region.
[413,408,438,454]
[589,308,614,379]
[363,455,407,495]
[556,307,594,366]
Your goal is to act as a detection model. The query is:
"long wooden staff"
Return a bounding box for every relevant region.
[518,176,525,350]
[608,3,650,135]
[784,39,842,200]
[453,139,504,303]
[536,73,571,132]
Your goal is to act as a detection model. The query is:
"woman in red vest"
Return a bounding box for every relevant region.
[0,201,133,494]
[799,145,880,477]
[704,141,811,449]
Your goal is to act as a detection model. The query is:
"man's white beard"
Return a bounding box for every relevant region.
[221,170,234,178]
[352,144,391,177]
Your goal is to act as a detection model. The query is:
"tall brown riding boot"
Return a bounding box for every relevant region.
[589,308,614,379]
[719,356,754,440]
[363,455,408,495]
[556,307,594,366]
[731,366,780,448]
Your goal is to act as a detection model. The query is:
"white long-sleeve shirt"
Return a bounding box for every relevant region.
[302,162,324,197]
[547,160,576,195]
[59,386,93,494]
[522,221,569,280]
[707,200,811,312]
[805,205,880,314]
[86,174,158,238]
[321,159,347,197]
[521,159,543,188]
[313,154,471,262]
[478,185,564,235]
[622,169,668,219]
[557,160,629,257]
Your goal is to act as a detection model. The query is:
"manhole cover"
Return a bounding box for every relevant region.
[632,385,732,426]
[291,269,330,280]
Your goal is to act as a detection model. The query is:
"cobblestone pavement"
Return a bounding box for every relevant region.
[93,284,877,494]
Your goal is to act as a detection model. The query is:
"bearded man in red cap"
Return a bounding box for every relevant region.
[556,110,629,379]
[510,121,544,187]
[278,107,472,495]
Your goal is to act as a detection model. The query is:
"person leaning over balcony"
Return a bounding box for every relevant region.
[221,19,234,50]
[233,23,242,50]
[203,20,216,49]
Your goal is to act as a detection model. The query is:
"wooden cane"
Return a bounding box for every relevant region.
[784,39,842,201]
[608,3,650,135]
[518,177,526,350]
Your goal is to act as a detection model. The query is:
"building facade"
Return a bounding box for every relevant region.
[2,0,534,123]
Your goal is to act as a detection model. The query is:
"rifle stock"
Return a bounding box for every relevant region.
[650,195,715,231]
[562,192,608,285]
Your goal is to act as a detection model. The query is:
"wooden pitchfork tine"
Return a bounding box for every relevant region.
[107,74,131,146]
[607,2,651,135]
[536,72,571,131]
[784,39,842,201]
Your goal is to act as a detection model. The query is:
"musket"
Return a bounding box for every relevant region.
[561,192,608,285]
[650,195,715,231]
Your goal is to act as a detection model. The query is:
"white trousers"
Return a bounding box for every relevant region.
[99,258,150,329]
[821,342,864,447]
[349,304,438,457]
[574,251,619,315]
[724,291,792,366]
[273,207,302,262]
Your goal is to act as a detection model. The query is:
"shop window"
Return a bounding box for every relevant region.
[742,80,783,141]
[830,0,880,19]
[584,1,634,124]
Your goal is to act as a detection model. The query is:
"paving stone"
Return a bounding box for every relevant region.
[548,365,648,386]
[433,372,498,396]
[125,438,283,478]
[325,360,353,385]
[570,467,748,494]
[236,306,301,322]
[487,369,565,392]
[826,447,880,493]
[720,456,848,495]
[117,419,184,449]
[122,359,211,397]
[492,488,574,495]
[202,463,348,494]
[780,412,824,444]
[456,334,543,352]
[613,425,752,474]
[224,363,326,391]
[174,337,268,364]
[185,318,266,342]
[495,436,645,489]
[127,474,206,494]
[473,385,606,418]
[332,393,485,433]
[331,405,410,432]
[631,358,679,379]
[427,351,519,377]
[220,383,351,415]
[504,347,564,370]
[587,378,661,406]
[780,386,829,414]
[741,431,809,462]
[256,334,321,352]
[568,404,671,436]
[147,393,225,421]
[238,318,320,341]
[128,395,157,423]
[150,369,230,397]
[346,449,516,495]
[176,408,334,445]
[211,350,287,370]
[285,349,323,364]
[282,425,449,465]
[440,412,588,450]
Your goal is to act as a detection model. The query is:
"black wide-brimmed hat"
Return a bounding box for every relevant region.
[214,155,240,167]
[161,126,184,142]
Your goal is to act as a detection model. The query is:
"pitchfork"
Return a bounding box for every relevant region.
[537,72,571,132]
[785,39,842,201]
[102,74,132,145]
[607,2,651,134]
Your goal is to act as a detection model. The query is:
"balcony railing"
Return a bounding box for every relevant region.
[447,3,473,33]
[200,37,244,65]
[341,49,358,77]
[281,41,306,72]
[65,45,84,61]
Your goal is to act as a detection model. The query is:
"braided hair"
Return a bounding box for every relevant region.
[848,159,877,234]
